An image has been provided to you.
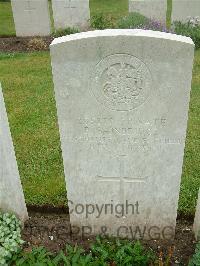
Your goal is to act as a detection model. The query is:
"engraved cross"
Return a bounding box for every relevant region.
[96,155,148,205]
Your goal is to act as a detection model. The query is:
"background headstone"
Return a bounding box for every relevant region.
[50,29,194,239]
[52,0,90,30]
[129,0,167,23]
[0,83,28,222]
[171,0,200,23]
[11,0,51,37]
[193,189,200,240]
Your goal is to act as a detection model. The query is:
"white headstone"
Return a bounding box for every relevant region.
[129,0,167,23]
[172,0,200,23]
[193,189,200,240]
[0,84,28,222]
[11,0,51,37]
[50,29,194,239]
[52,0,90,30]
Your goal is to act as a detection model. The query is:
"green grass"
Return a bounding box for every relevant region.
[179,49,200,214]
[0,1,15,36]
[0,51,199,214]
[0,52,66,206]
[90,0,128,20]
[166,0,172,29]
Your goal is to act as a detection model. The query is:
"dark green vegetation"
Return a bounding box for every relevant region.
[9,241,156,265]
[116,12,149,29]
[52,27,80,38]
[9,236,157,265]
[11,240,155,265]
[174,21,200,49]
[189,241,200,266]
[0,212,24,265]
[1,211,157,265]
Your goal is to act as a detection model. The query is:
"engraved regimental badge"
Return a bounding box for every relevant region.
[91,54,152,111]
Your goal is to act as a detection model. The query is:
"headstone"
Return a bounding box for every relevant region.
[52,0,90,30]
[50,29,194,239]
[129,0,167,23]
[11,0,51,37]
[0,83,28,222]
[193,189,200,240]
[172,0,200,23]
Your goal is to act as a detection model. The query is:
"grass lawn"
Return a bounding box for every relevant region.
[0,52,66,206]
[90,0,128,19]
[0,1,15,36]
[0,50,199,214]
[179,50,200,214]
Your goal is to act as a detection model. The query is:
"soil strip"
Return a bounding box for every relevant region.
[23,210,196,265]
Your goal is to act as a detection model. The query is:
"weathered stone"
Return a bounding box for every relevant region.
[129,0,167,23]
[172,0,200,23]
[50,29,194,239]
[0,83,28,222]
[52,0,90,30]
[11,0,51,37]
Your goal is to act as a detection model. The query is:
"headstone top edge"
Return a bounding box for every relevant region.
[50,29,194,47]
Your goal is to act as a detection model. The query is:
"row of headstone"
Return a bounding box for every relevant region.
[129,0,200,24]
[1,28,200,240]
[11,0,200,37]
[11,0,90,37]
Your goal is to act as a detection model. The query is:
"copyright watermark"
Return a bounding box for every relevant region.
[68,200,140,218]
[24,224,174,240]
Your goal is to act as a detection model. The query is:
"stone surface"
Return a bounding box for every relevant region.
[172,0,200,23]
[11,0,51,37]
[52,0,90,30]
[129,0,167,23]
[50,29,194,239]
[0,83,28,222]
[193,189,200,240]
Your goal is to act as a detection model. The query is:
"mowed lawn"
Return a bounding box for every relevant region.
[0,52,66,206]
[90,0,128,19]
[179,50,200,214]
[0,51,199,214]
[0,1,15,36]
